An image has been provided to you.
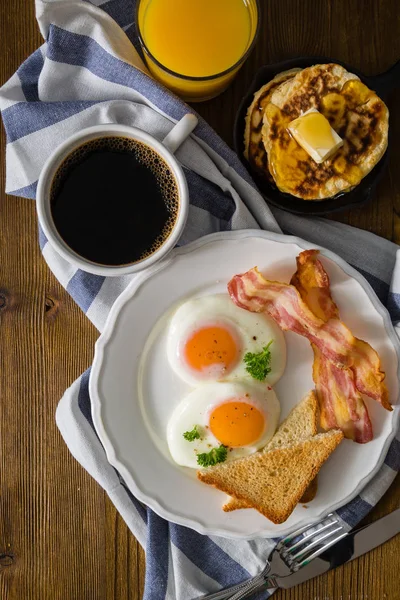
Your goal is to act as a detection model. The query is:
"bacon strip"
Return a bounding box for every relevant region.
[312,349,373,442]
[228,266,391,411]
[290,250,339,321]
[291,250,373,443]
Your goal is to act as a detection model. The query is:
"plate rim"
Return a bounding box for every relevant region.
[89,229,400,539]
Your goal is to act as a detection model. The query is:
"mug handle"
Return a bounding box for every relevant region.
[162,114,198,154]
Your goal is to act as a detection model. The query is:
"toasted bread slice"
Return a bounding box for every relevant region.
[263,389,319,451]
[198,430,343,524]
[224,390,319,511]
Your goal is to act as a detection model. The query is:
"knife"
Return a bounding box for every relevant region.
[274,507,400,589]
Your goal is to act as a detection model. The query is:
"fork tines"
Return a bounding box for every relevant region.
[276,513,348,570]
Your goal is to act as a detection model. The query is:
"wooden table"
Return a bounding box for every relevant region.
[1,1,399,598]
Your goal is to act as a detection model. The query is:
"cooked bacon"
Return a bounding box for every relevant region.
[291,250,339,321]
[291,250,373,443]
[312,346,373,442]
[228,266,391,411]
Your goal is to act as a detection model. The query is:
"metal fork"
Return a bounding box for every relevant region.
[197,513,348,600]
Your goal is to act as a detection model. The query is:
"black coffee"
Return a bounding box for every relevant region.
[50,137,179,266]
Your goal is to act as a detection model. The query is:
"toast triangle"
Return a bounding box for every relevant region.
[198,430,343,524]
[224,390,319,511]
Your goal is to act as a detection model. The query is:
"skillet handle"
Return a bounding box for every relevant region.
[367,59,400,98]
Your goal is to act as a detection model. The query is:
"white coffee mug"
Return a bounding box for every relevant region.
[36,114,198,276]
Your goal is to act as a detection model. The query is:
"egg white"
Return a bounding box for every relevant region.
[166,293,286,386]
[167,381,280,469]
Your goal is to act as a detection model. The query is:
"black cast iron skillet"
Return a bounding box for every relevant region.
[234,56,400,215]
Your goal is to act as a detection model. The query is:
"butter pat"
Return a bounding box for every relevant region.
[288,108,343,164]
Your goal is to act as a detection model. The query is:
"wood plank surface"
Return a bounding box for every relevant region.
[0,1,399,599]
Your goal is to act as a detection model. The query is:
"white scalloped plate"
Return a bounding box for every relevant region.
[90,230,400,539]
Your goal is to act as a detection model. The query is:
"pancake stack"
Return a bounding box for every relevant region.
[244,64,389,200]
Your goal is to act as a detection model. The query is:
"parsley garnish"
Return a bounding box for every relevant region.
[183,425,201,442]
[244,341,273,381]
[197,445,228,467]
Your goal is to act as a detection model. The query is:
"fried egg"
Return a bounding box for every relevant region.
[166,294,286,386]
[167,381,280,468]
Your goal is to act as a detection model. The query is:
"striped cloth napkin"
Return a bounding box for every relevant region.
[1,1,399,598]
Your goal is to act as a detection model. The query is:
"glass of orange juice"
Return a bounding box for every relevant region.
[136,0,260,102]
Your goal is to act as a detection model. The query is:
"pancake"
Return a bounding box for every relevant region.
[243,69,301,181]
[262,64,389,200]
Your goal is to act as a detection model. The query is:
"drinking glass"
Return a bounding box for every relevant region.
[136,0,260,102]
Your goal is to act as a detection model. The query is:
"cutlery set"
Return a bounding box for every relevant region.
[199,508,400,599]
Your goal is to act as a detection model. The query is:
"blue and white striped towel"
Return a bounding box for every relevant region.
[1,1,399,598]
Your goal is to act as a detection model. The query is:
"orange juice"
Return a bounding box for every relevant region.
[137,0,259,101]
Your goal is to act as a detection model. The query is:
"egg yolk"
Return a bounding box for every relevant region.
[183,325,239,375]
[209,400,265,447]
